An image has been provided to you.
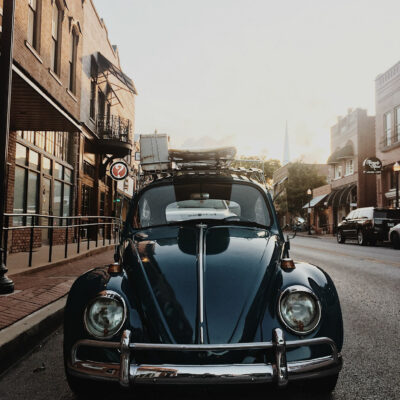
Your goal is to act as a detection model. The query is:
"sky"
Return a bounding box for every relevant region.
[94,0,400,163]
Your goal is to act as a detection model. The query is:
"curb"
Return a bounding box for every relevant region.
[9,244,115,277]
[0,296,66,376]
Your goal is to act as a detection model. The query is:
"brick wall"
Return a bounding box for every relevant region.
[12,0,83,119]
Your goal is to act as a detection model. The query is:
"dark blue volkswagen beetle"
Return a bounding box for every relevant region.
[64,149,343,397]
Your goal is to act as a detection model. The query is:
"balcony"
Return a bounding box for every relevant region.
[96,114,132,157]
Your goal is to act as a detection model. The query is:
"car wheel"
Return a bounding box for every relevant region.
[65,370,123,399]
[308,373,339,394]
[357,230,367,246]
[337,230,345,244]
[391,232,400,249]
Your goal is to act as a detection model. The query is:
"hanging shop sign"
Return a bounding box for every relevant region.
[110,160,129,181]
[362,157,382,174]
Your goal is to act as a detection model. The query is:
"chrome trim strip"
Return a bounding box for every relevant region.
[196,224,207,344]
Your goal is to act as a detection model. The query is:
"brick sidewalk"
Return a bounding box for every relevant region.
[0,249,114,331]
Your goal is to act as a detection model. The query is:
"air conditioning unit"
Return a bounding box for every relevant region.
[139,134,170,171]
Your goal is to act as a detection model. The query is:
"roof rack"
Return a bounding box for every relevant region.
[137,147,266,189]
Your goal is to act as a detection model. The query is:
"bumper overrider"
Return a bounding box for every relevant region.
[67,328,342,387]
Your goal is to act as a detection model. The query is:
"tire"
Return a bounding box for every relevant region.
[337,230,345,244]
[66,370,124,399]
[357,229,367,246]
[308,373,339,394]
[391,232,400,249]
[292,373,339,395]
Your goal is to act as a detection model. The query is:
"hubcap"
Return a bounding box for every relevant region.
[358,231,363,244]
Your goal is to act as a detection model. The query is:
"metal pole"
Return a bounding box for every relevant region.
[308,197,312,235]
[396,171,399,209]
[0,0,16,293]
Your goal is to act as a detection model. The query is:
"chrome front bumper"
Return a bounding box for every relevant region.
[68,328,342,388]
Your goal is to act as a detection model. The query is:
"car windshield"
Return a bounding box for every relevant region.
[133,182,271,228]
[374,209,400,219]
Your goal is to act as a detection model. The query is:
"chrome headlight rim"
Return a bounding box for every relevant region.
[83,290,127,340]
[278,285,322,336]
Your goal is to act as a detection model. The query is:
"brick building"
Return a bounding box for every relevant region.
[0,0,136,253]
[375,62,400,207]
[310,108,376,233]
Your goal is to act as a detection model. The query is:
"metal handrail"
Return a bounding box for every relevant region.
[2,213,122,267]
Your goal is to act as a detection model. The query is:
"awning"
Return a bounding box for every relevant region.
[10,64,81,132]
[324,184,356,208]
[327,143,354,164]
[302,194,328,209]
[97,52,137,95]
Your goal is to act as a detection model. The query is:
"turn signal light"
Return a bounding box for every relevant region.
[281,258,295,270]
[108,263,122,274]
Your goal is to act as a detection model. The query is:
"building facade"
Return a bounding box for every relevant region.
[1,0,136,254]
[311,108,376,233]
[375,62,400,208]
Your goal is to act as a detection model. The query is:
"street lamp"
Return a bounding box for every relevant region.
[394,162,400,209]
[307,188,312,235]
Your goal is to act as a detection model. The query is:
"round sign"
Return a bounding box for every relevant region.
[362,157,382,174]
[110,161,129,180]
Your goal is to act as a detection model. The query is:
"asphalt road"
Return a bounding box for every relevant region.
[0,236,399,400]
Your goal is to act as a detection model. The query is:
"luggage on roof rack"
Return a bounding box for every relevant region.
[169,147,236,165]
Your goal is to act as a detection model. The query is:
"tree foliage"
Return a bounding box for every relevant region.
[276,162,327,217]
[232,157,281,183]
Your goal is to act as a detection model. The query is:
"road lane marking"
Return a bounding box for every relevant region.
[292,243,400,267]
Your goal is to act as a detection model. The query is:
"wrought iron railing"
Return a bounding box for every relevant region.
[96,114,132,142]
[2,213,122,268]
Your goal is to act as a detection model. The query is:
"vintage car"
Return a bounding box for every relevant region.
[64,148,343,397]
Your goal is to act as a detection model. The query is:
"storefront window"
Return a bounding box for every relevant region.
[14,131,73,228]
[29,150,39,170]
[15,143,27,165]
[13,167,26,226]
[43,157,52,175]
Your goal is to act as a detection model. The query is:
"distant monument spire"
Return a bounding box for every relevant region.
[283,121,290,165]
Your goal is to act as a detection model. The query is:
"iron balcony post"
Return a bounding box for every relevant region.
[0,0,16,294]
[4,216,9,266]
[95,217,98,248]
[77,217,81,254]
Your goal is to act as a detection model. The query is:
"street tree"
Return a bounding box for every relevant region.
[275,161,327,218]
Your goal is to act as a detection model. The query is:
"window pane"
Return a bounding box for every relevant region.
[54,162,63,179]
[46,132,55,155]
[52,5,58,39]
[27,171,38,215]
[53,180,62,218]
[36,131,46,149]
[64,168,72,183]
[63,184,71,217]
[43,157,52,175]
[29,149,39,170]
[13,167,26,225]
[15,143,27,165]
[27,7,35,45]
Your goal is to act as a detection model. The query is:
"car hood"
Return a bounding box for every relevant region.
[125,225,281,345]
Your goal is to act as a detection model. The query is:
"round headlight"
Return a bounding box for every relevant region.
[278,286,321,335]
[84,291,126,339]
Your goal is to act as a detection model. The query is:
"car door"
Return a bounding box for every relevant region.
[342,210,355,238]
[347,210,359,238]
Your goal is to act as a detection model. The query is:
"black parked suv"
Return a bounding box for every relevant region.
[337,207,400,246]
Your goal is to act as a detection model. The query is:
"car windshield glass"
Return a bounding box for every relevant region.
[374,209,400,219]
[134,182,271,228]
